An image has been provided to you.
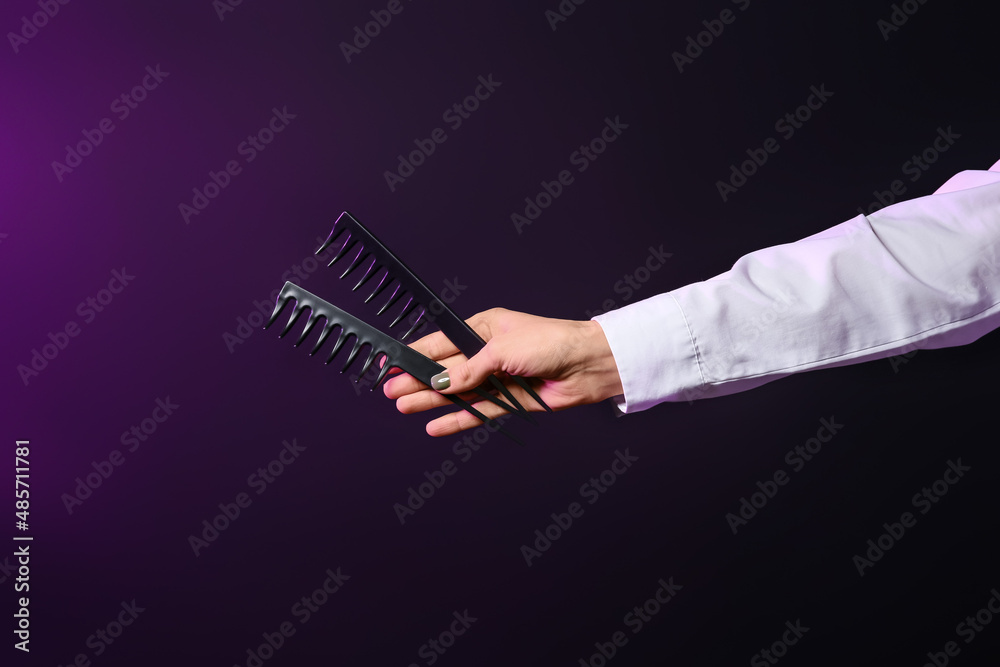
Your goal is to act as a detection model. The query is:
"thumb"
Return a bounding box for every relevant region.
[430,344,501,394]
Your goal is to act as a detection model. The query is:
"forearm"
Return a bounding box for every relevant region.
[595,164,1000,413]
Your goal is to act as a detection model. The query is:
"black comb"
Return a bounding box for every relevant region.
[266,281,523,445]
[317,210,552,418]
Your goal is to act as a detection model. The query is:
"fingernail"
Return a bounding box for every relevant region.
[430,371,450,391]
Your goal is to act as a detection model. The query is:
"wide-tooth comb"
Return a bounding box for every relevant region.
[267,282,524,445]
[317,211,552,418]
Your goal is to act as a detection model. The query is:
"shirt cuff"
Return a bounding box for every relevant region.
[592,292,703,413]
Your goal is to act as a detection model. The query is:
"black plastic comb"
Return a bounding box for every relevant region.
[317,210,552,418]
[266,281,523,445]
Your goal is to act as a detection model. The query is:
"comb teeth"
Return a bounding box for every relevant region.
[329,236,358,265]
[377,285,406,317]
[280,303,307,338]
[390,297,419,329]
[310,324,337,355]
[353,260,381,292]
[294,312,327,347]
[357,347,380,378]
[324,330,349,364]
[401,309,426,340]
[372,358,394,389]
[266,284,391,380]
[266,282,527,443]
[267,295,290,329]
[316,211,552,417]
[330,241,412,325]
[365,273,393,304]
[342,338,365,372]
[316,225,346,255]
[319,211,419,328]
[340,248,370,279]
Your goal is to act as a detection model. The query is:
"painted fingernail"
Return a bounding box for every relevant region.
[430,371,450,391]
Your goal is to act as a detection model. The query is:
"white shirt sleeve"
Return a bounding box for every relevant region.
[593,161,1000,414]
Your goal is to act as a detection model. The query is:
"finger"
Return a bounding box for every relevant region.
[463,308,501,341]
[406,329,462,360]
[431,343,502,395]
[382,369,421,398]
[423,377,549,436]
[382,352,467,398]
[381,370,418,399]
[425,395,517,437]
[396,387,486,414]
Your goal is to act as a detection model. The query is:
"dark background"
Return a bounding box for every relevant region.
[2,0,999,664]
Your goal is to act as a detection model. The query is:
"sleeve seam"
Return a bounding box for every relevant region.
[670,291,707,387]
[703,298,1000,386]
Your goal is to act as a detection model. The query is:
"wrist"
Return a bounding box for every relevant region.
[578,319,625,403]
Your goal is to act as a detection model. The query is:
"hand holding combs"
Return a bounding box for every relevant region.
[265,211,552,443]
